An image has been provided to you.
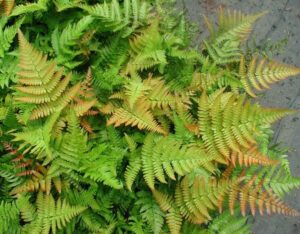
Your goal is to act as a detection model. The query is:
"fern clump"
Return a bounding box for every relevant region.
[0,1,299,233]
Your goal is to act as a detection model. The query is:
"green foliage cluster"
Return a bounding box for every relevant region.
[0,0,300,233]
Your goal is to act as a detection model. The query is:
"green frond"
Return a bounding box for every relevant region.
[10,0,48,17]
[0,17,23,57]
[208,209,251,234]
[124,76,150,109]
[204,9,266,64]
[0,164,23,188]
[190,70,242,93]
[0,201,20,233]
[204,39,242,64]
[53,0,80,12]
[80,0,151,35]
[18,193,86,234]
[12,111,61,162]
[0,55,18,88]
[51,16,94,68]
[16,195,36,223]
[94,35,128,68]
[125,20,166,73]
[125,151,141,191]
[136,191,165,234]
[139,133,213,189]
[63,188,100,211]
[240,55,300,97]
[79,144,123,189]
[49,112,87,176]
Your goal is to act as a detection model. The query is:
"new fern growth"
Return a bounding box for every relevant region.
[0,1,299,234]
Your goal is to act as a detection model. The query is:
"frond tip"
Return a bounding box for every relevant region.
[240,55,300,97]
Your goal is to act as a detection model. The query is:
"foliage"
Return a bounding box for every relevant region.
[0,1,299,234]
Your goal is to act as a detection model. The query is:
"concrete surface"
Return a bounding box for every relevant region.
[176,0,300,233]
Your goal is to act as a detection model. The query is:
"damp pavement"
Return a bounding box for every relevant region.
[176,0,300,233]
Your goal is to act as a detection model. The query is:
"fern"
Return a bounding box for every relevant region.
[154,175,299,234]
[51,16,94,69]
[0,55,18,88]
[136,191,165,234]
[208,209,251,234]
[0,3,299,234]
[204,8,266,64]
[106,75,191,135]
[80,0,150,35]
[18,192,86,234]
[195,91,294,164]
[0,17,23,57]
[240,55,300,97]
[79,144,124,189]
[125,20,167,73]
[15,31,81,120]
[10,0,48,16]
[0,201,20,233]
[12,110,61,162]
[128,133,214,190]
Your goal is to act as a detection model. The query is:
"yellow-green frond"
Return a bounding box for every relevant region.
[240,55,300,97]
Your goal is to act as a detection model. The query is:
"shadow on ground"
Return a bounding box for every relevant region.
[176,0,300,233]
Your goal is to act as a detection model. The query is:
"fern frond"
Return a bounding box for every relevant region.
[12,111,61,162]
[53,0,80,12]
[73,68,98,118]
[152,189,182,234]
[204,9,266,64]
[196,91,295,164]
[208,209,251,234]
[15,31,80,120]
[48,112,87,178]
[51,16,94,68]
[204,39,242,64]
[10,165,62,195]
[229,146,279,167]
[80,0,150,35]
[190,70,241,93]
[209,8,266,42]
[79,144,123,189]
[0,201,20,233]
[0,17,23,57]
[130,134,214,190]
[136,191,165,234]
[107,101,166,135]
[125,20,166,73]
[239,152,300,198]
[240,55,300,97]
[0,55,18,88]
[10,0,48,17]
[155,175,299,233]
[18,193,86,234]
[125,152,141,191]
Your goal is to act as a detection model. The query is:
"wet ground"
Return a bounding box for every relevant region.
[176,0,300,233]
